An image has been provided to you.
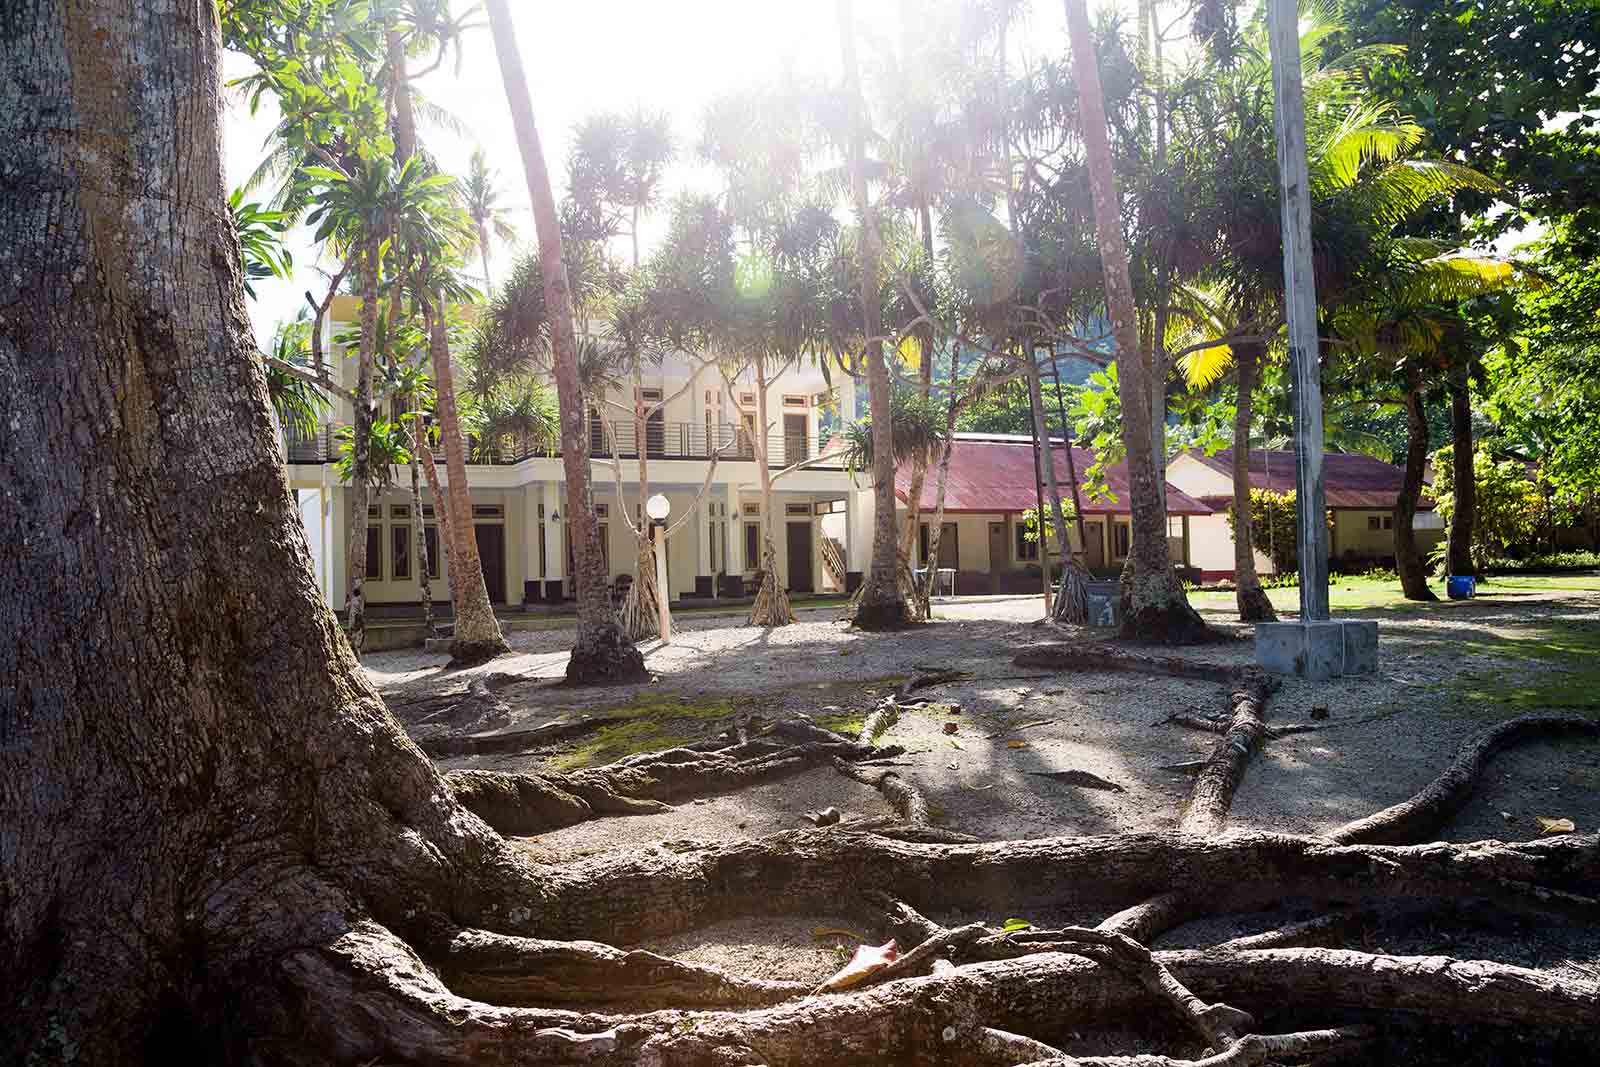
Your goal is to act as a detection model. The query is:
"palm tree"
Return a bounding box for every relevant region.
[1172,9,1502,613]
[839,0,913,631]
[485,0,647,684]
[566,109,678,641]
[462,148,519,294]
[1064,0,1207,644]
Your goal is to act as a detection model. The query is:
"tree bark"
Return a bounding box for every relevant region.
[1447,363,1476,577]
[486,0,645,683]
[411,417,437,636]
[1396,380,1438,601]
[346,235,381,652]
[426,296,511,663]
[1062,0,1206,644]
[749,359,796,626]
[0,4,513,1056]
[840,0,911,631]
[1231,342,1276,622]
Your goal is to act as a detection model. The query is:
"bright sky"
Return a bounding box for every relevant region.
[226,0,1074,343]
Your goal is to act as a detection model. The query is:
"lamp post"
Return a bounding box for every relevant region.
[646,493,672,642]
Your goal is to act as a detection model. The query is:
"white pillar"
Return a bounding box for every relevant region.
[543,482,564,583]
[522,484,541,594]
[726,482,743,573]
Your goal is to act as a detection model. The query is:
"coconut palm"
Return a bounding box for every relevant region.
[462,148,519,294]
[485,0,647,684]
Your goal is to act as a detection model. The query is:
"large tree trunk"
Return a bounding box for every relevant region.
[749,360,796,626]
[1396,380,1438,601]
[411,425,437,637]
[840,0,911,632]
[486,0,645,683]
[426,300,511,663]
[0,4,514,1056]
[1063,0,1206,645]
[1231,342,1277,622]
[1447,364,1476,577]
[346,236,380,652]
[388,22,504,662]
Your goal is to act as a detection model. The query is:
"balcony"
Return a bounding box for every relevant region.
[283,420,844,470]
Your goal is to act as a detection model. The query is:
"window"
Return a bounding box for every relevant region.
[594,502,609,519]
[782,394,807,408]
[472,504,503,518]
[742,502,760,517]
[1015,522,1039,561]
[1113,522,1132,559]
[1368,515,1381,531]
[785,502,811,516]
[1168,516,1183,537]
[424,525,442,580]
[919,523,930,564]
[365,525,381,580]
[391,504,411,519]
[391,524,411,580]
[1382,515,1394,531]
[745,522,760,569]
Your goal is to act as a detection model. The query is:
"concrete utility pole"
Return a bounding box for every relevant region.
[1256,0,1377,677]
[1266,0,1329,620]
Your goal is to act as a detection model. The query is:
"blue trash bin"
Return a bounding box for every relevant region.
[1446,575,1476,600]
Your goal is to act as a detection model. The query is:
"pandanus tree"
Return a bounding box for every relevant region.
[486,0,646,682]
[566,108,680,641]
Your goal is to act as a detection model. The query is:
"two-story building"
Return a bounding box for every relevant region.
[283,297,864,612]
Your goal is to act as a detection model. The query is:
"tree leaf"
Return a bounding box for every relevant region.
[1537,816,1576,835]
[1001,918,1032,932]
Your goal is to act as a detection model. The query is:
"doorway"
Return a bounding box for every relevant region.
[1083,520,1105,569]
[987,521,1008,593]
[785,521,814,593]
[474,524,507,604]
[783,413,808,466]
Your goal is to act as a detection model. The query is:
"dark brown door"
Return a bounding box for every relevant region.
[988,522,1007,593]
[783,413,808,466]
[1084,520,1105,569]
[474,524,507,604]
[785,521,814,593]
[939,522,958,570]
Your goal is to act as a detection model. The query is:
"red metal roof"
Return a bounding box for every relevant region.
[896,436,1213,516]
[1188,449,1435,510]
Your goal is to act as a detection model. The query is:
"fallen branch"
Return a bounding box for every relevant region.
[832,756,933,827]
[1015,643,1260,686]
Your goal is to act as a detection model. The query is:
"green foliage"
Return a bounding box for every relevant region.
[1226,488,1331,574]
[1480,550,1600,575]
[841,389,948,476]
[261,315,329,438]
[229,189,293,300]
[1018,501,1078,546]
[1427,445,1542,562]
[334,420,412,490]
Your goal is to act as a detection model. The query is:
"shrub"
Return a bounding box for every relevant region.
[1225,488,1332,574]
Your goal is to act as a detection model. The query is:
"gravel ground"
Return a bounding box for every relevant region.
[367,586,1600,984]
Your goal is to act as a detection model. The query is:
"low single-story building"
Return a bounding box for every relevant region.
[852,433,1214,595]
[1165,449,1445,580]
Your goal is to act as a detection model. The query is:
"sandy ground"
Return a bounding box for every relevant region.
[366,586,1600,981]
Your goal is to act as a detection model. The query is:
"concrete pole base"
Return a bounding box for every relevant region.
[1255,619,1379,680]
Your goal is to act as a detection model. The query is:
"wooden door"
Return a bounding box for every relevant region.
[988,522,1007,593]
[474,524,507,604]
[939,522,959,570]
[783,414,808,467]
[785,521,814,593]
[1083,520,1105,569]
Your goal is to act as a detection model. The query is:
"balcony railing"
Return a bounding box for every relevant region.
[284,420,843,470]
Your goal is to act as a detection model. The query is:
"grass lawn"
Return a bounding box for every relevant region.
[1189,571,1600,614]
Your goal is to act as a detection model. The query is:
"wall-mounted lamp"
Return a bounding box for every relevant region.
[550,510,560,522]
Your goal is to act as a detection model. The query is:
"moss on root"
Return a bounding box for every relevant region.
[550,695,741,770]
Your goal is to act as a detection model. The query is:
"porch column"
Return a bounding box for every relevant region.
[542,481,564,600]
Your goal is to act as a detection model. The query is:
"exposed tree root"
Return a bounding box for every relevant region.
[832,756,932,827]
[1177,682,1273,838]
[1027,1027,1371,1067]
[1014,643,1259,686]
[522,829,1600,945]
[1328,713,1600,846]
[436,927,810,1007]
[1097,892,1196,943]
[445,720,907,835]
[421,714,627,758]
[1212,908,1386,952]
